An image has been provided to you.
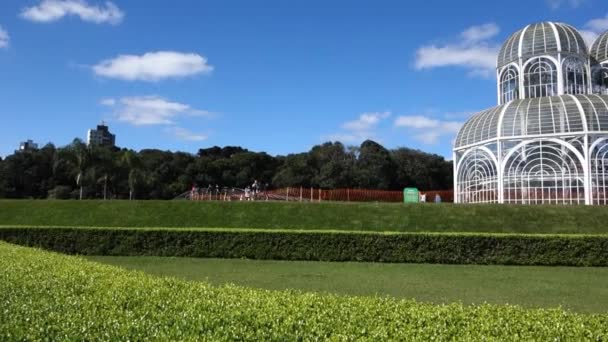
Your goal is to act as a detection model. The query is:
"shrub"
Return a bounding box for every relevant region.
[1,227,607,266]
[47,185,73,199]
[1,241,606,340]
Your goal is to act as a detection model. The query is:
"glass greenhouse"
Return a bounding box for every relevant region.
[454,22,608,205]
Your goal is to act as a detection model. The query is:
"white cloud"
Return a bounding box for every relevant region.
[585,14,608,32]
[442,110,476,119]
[414,17,608,75]
[342,111,390,131]
[394,115,462,145]
[324,132,380,145]
[165,126,208,142]
[99,98,116,106]
[21,0,124,25]
[415,132,442,145]
[0,26,8,49]
[93,51,213,81]
[325,111,391,144]
[394,116,441,129]
[546,0,586,10]
[102,95,210,126]
[579,30,598,47]
[415,45,498,76]
[415,23,500,78]
[461,23,500,44]
[580,14,608,46]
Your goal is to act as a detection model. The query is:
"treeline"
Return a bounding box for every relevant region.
[0,139,452,200]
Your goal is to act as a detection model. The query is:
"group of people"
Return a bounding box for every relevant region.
[243,180,266,201]
[190,184,229,201]
[189,180,268,201]
[419,193,442,203]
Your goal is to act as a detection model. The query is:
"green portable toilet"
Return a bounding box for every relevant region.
[403,188,419,203]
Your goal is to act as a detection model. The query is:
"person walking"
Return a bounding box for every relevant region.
[252,180,259,200]
[245,186,251,201]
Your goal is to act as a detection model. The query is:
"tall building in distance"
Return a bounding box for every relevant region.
[18,139,38,152]
[87,122,116,147]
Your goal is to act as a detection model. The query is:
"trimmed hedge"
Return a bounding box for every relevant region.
[3,242,608,340]
[1,227,607,266]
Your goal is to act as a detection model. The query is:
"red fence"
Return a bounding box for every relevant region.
[265,188,453,203]
[184,187,453,203]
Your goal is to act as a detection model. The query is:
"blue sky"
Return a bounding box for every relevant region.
[1,0,608,159]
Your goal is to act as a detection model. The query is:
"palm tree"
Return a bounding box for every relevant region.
[121,150,142,200]
[70,139,90,200]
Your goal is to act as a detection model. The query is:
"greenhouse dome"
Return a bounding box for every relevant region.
[453,22,608,205]
[497,22,588,70]
[591,30,608,95]
[590,30,608,63]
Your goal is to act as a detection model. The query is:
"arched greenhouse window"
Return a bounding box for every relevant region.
[502,140,585,204]
[523,57,558,98]
[456,148,498,204]
[592,65,608,95]
[590,138,608,204]
[500,66,519,104]
[563,57,588,95]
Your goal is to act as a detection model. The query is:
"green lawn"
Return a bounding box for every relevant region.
[88,256,608,313]
[2,199,608,234]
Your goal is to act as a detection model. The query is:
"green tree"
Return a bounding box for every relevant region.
[308,142,355,188]
[272,153,313,188]
[392,147,452,190]
[69,139,91,200]
[355,140,396,190]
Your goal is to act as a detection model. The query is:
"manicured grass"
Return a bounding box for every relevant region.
[2,199,608,234]
[88,256,608,313]
[3,242,608,340]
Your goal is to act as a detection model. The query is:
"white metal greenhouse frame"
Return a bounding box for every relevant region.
[454,22,608,205]
[454,95,608,205]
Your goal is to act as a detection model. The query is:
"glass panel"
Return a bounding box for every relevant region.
[590,138,608,205]
[556,25,572,53]
[524,57,557,99]
[456,148,498,204]
[521,24,536,58]
[563,57,588,95]
[591,65,608,95]
[500,66,519,104]
[502,140,586,204]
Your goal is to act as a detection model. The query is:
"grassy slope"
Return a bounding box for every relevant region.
[1,200,608,234]
[2,242,607,340]
[89,256,608,313]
